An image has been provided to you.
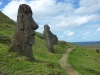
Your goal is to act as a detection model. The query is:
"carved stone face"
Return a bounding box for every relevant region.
[18,4,39,30]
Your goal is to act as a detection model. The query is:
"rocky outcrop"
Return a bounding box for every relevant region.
[10,4,39,61]
[60,41,66,44]
[0,71,7,75]
[43,25,58,53]
[96,49,99,53]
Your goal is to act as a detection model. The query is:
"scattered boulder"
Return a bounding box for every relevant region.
[60,41,66,44]
[0,71,7,75]
[43,25,58,53]
[96,49,99,53]
[10,4,39,61]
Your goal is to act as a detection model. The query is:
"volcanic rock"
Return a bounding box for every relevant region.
[96,49,99,53]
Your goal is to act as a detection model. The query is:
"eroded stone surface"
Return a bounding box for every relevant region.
[10,4,39,61]
[43,25,58,53]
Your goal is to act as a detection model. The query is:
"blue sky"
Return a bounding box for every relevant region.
[0,0,100,42]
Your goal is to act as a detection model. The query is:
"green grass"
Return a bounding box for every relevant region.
[54,41,68,54]
[0,23,15,37]
[0,11,15,37]
[0,35,67,75]
[68,46,100,75]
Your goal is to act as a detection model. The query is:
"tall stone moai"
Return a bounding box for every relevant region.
[10,4,39,61]
[43,25,58,53]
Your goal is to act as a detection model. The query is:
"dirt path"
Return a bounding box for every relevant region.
[59,48,81,75]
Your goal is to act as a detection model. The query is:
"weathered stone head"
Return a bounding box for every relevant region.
[96,49,99,53]
[18,4,32,15]
[11,4,39,61]
[17,4,39,31]
[44,25,50,30]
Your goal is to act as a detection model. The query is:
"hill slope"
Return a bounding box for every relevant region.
[0,11,68,75]
[0,11,16,38]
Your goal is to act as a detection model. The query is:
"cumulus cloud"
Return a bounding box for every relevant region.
[79,0,99,7]
[1,0,74,20]
[74,14,100,25]
[1,0,100,42]
[50,14,100,32]
[75,0,100,14]
[1,0,27,21]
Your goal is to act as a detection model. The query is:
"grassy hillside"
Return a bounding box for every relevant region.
[0,11,16,25]
[0,36,68,75]
[0,11,15,40]
[0,11,68,75]
[68,46,100,75]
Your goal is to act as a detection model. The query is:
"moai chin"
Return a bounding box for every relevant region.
[10,4,39,61]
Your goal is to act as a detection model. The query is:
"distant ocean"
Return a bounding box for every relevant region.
[72,41,100,46]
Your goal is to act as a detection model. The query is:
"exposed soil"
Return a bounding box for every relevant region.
[59,48,81,75]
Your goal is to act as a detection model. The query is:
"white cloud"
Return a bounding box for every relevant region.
[1,0,74,21]
[75,0,100,15]
[96,27,100,32]
[0,1,2,5]
[1,0,27,21]
[79,0,99,7]
[64,30,74,36]
[49,14,100,32]
[74,14,100,25]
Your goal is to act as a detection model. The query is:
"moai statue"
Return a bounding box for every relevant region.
[10,4,39,61]
[43,25,58,53]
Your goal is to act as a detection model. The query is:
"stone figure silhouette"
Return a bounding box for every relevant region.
[10,4,39,61]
